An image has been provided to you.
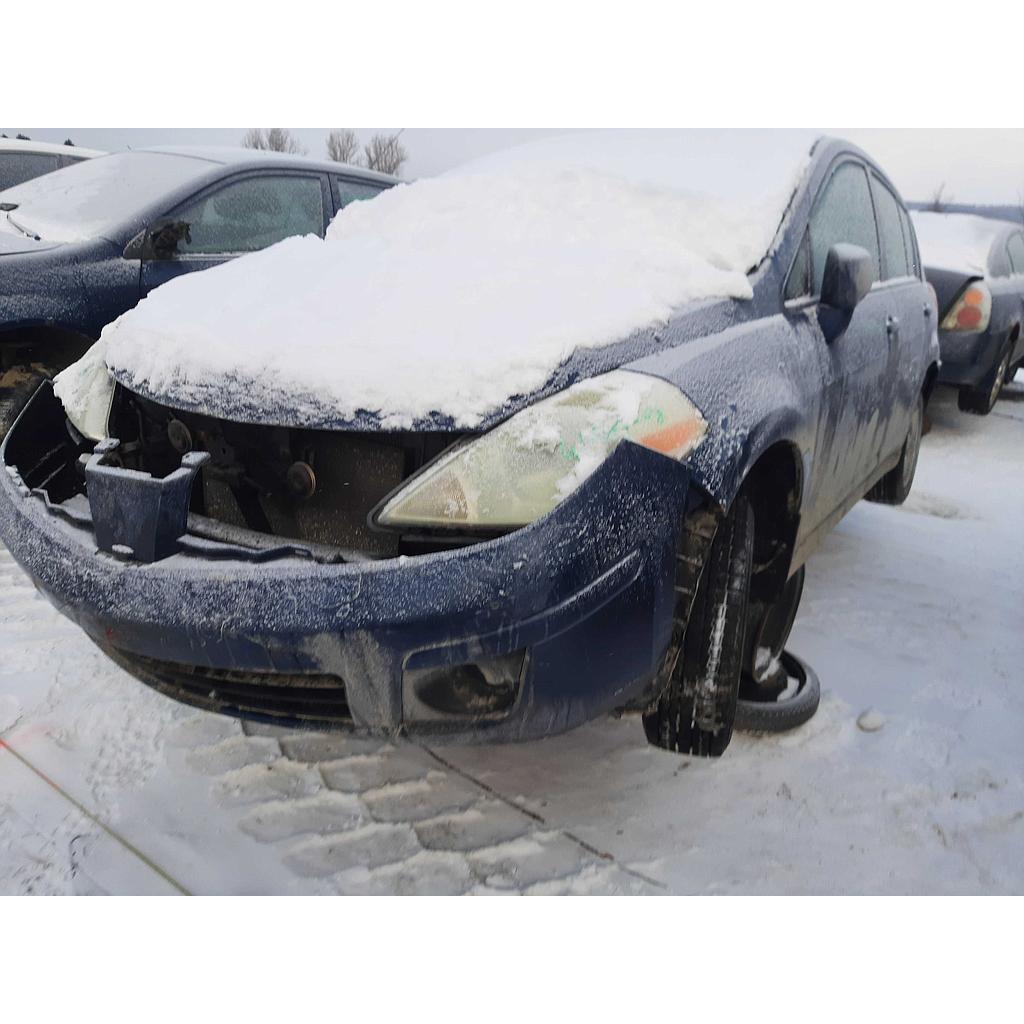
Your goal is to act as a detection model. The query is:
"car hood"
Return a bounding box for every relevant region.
[0,227,63,256]
[59,131,818,432]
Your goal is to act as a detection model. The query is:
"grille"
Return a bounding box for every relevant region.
[106,647,353,727]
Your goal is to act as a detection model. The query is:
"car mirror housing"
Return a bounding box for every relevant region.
[122,219,191,261]
[819,243,874,342]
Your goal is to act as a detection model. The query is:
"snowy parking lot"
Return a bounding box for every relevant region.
[1,382,1021,895]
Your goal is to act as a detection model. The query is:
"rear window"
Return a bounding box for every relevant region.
[0,151,215,243]
[0,152,60,190]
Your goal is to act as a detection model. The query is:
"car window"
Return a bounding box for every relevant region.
[898,205,920,277]
[175,175,324,255]
[784,229,811,301]
[808,162,880,296]
[0,152,60,190]
[1007,233,1024,275]
[870,175,911,280]
[332,176,385,209]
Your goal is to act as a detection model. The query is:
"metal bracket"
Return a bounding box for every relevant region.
[85,438,210,563]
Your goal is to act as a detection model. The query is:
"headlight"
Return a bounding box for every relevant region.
[375,370,706,531]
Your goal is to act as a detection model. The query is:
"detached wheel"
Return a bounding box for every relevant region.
[643,495,755,758]
[866,394,923,505]
[735,651,820,734]
[0,367,49,438]
[958,349,1010,415]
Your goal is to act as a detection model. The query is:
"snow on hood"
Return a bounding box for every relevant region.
[63,130,819,431]
[911,210,1005,276]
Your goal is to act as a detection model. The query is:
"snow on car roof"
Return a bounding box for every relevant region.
[0,138,105,158]
[85,130,822,430]
[911,210,1011,276]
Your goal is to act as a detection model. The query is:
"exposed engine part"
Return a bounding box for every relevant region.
[167,419,193,454]
[286,460,317,501]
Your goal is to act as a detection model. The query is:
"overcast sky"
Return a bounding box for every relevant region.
[9,127,1024,205]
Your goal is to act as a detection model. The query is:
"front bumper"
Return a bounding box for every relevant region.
[0,389,696,743]
[936,327,1009,388]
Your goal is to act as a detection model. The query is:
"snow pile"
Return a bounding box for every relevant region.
[911,211,1006,275]
[76,131,818,430]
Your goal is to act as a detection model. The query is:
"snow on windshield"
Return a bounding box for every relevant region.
[72,131,820,429]
[911,211,1005,276]
[0,151,214,243]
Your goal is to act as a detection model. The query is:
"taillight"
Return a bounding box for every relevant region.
[941,282,991,333]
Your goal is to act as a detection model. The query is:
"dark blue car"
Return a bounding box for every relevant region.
[911,211,1024,414]
[0,133,939,758]
[0,147,396,432]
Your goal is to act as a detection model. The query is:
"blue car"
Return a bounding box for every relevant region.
[0,147,396,433]
[911,211,1024,414]
[0,132,939,757]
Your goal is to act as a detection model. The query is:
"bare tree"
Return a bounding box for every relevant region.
[928,183,952,213]
[241,128,307,154]
[363,131,407,176]
[326,129,362,165]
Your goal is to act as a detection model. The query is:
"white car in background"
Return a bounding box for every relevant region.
[0,138,105,191]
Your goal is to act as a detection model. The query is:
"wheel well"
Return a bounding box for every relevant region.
[0,325,95,376]
[737,442,802,603]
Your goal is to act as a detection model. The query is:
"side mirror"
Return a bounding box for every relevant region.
[122,220,191,261]
[819,243,874,343]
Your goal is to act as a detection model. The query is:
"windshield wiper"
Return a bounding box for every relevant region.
[4,212,41,241]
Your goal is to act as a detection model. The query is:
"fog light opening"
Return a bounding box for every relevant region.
[407,650,527,720]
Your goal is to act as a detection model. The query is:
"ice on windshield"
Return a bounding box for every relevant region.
[0,151,216,243]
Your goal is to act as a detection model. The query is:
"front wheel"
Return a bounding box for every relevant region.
[643,495,755,758]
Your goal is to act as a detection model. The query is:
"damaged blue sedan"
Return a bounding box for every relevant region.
[0,131,939,756]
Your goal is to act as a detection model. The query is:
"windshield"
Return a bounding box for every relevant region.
[0,151,216,243]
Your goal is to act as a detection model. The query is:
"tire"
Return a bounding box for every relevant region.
[958,348,1011,415]
[865,394,923,505]
[643,495,755,758]
[735,651,820,734]
[741,565,805,702]
[0,367,49,439]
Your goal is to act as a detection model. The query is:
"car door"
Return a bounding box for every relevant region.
[868,173,927,461]
[786,159,889,536]
[140,171,331,297]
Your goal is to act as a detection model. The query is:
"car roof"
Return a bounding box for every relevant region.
[0,138,106,158]
[137,145,401,185]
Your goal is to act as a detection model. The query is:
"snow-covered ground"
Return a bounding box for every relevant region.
[1,382,1021,894]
